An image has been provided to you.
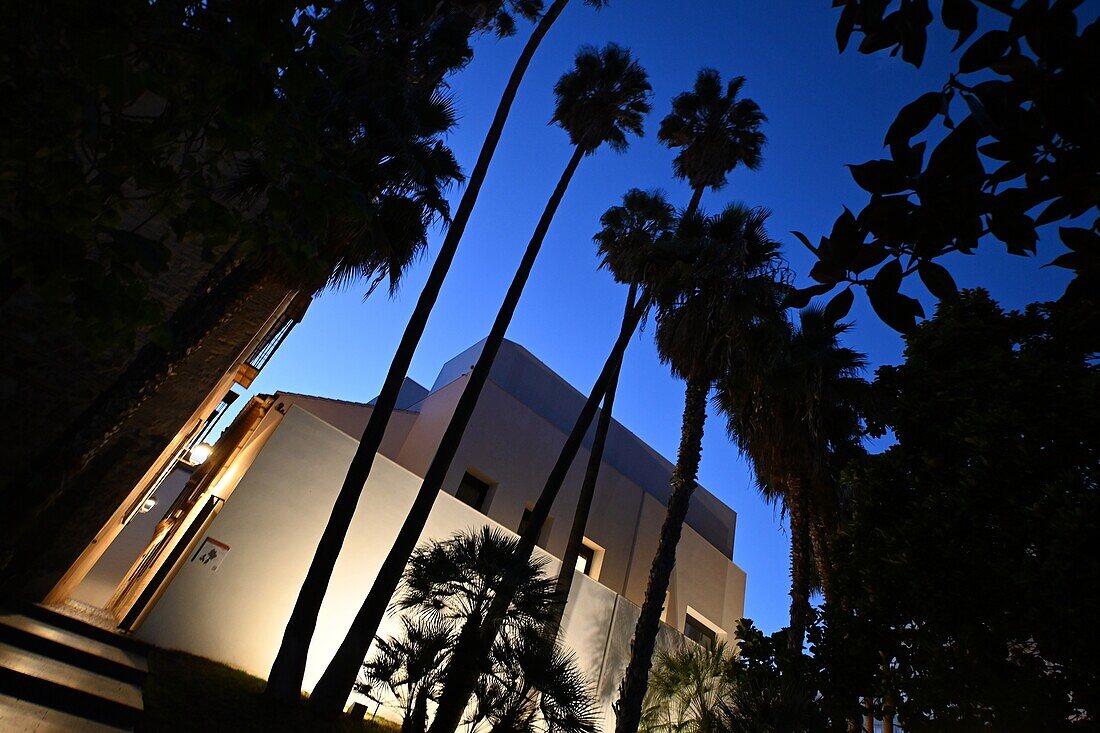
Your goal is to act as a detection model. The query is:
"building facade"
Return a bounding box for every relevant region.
[74,338,748,727]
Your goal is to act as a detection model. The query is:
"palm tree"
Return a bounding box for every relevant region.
[717,308,866,614]
[358,616,453,733]
[658,69,766,214]
[265,0,609,700]
[360,528,595,733]
[471,626,599,733]
[307,44,651,715]
[544,189,676,638]
[641,640,739,733]
[614,205,789,733]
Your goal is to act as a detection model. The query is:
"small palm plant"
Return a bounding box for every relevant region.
[358,617,453,733]
[470,626,598,733]
[640,640,739,733]
[359,528,596,733]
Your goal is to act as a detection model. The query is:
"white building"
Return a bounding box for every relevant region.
[67,338,748,727]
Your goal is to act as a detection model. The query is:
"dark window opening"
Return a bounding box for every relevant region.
[455,472,490,512]
[518,508,535,537]
[684,613,717,649]
[517,508,553,547]
[576,544,596,576]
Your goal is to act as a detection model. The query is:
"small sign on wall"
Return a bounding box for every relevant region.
[192,537,230,572]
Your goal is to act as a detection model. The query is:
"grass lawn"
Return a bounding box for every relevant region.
[140,647,401,732]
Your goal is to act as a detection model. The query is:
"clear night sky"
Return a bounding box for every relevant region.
[232,1,1080,635]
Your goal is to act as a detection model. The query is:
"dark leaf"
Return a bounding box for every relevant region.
[961,91,993,131]
[1060,227,1098,252]
[873,257,904,293]
[867,286,920,332]
[1035,197,1075,226]
[918,261,959,300]
[885,91,942,147]
[785,282,834,309]
[836,1,858,52]
[824,286,855,322]
[810,260,847,284]
[791,230,819,255]
[852,241,891,273]
[848,160,909,194]
[958,30,1012,73]
[1045,252,1084,270]
[942,0,978,51]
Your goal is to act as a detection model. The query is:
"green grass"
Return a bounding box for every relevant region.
[140,648,402,732]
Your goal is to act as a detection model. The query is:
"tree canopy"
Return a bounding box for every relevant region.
[791,1,1098,331]
[829,289,1100,729]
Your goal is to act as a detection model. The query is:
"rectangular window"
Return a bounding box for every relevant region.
[684,613,717,650]
[517,508,552,547]
[455,472,490,512]
[518,507,535,537]
[576,544,596,576]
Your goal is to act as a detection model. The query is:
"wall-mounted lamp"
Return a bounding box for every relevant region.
[189,442,214,465]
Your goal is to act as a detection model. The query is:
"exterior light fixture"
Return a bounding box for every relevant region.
[189,442,214,465]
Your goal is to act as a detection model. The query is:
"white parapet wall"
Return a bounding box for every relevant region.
[136,404,685,729]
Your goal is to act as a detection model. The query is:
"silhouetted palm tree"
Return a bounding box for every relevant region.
[359,527,587,733]
[544,189,677,638]
[658,70,766,214]
[264,0,610,700]
[614,205,788,733]
[470,626,599,733]
[718,308,866,617]
[358,616,453,733]
[307,43,651,715]
[641,640,739,733]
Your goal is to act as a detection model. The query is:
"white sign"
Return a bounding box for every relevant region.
[192,537,230,572]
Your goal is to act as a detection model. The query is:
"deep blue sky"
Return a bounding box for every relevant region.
[236,1,1079,635]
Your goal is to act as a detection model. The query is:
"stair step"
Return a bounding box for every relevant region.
[0,642,142,729]
[15,604,148,656]
[0,693,129,732]
[0,615,146,684]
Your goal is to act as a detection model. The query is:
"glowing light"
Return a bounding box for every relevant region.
[189,442,214,465]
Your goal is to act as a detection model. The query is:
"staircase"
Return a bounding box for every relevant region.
[0,604,146,731]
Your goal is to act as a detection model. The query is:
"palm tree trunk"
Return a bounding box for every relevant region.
[263,2,573,701]
[686,186,704,216]
[307,144,586,714]
[425,289,648,733]
[544,285,635,639]
[614,376,709,733]
[806,476,839,607]
[786,476,813,654]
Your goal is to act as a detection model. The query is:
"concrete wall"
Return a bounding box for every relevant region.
[137,399,746,729]
[70,468,194,608]
[431,340,737,559]
[389,370,746,637]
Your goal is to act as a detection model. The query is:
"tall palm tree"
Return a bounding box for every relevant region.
[614,205,789,733]
[308,44,651,715]
[544,189,676,638]
[658,69,766,214]
[480,70,769,653]
[717,308,866,616]
[264,0,609,700]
